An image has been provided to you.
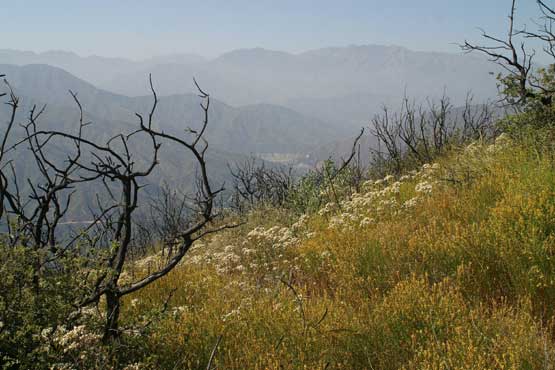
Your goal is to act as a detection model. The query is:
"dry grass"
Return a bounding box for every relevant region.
[118,135,555,369]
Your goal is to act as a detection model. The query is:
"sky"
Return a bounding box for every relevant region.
[0,0,544,60]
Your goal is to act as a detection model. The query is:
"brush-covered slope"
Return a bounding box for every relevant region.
[68,132,555,369]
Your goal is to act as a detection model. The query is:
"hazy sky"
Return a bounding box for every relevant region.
[1,0,542,59]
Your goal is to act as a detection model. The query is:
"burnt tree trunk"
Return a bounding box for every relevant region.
[103,289,121,341]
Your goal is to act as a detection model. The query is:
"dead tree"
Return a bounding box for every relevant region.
[321,127,365,199]
[134,183,192,258]
[520,1,555,63]
[83,78,226,340]
[371,102,410,174]
[460,0,535,106]
[519,1,555,105]
[0,77,18,222]
[0,79,113,303]
[370,94,495,175]
[1,74,227,341]
[229,157,293,211]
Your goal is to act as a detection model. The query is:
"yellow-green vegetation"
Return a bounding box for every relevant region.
[7,128,555,369]
[98,132,555,369]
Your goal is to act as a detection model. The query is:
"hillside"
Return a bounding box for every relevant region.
[3,57,555,370]
[23,129,555,369]
[135,133,555,368]
[8,0,555,368]
[0,64,343,155]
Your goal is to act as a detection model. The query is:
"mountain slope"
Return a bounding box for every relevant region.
[113,132,555,369]
[0,45,501,130]
[0,49,205,87]
[0,63,348,218]
[107,45,500,125]
[1,64,342,155]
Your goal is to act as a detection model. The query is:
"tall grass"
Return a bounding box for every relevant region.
[102,132,555,369]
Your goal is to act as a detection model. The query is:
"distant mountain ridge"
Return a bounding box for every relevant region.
[0,49,204,87]
[0,63,343,156]
[0,63,350,219]
[0,45,501,130]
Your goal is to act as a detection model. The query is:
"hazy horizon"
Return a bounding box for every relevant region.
[1,0,542,60]
[0,42,491,62]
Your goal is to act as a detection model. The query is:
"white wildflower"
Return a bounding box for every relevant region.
[222,308,241,322]
[242,248,256,255]
[123,363,147,370]
[383,174,395,183]
[41,327,53,339]
[415,181,433,194]
[359,217,374,227]
[465,142,481,155]
[403,197,419,208]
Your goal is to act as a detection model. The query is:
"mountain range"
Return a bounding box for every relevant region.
[0,63,348,219]
[0,45,500,129]
[0,45,501,218]
[0,63,342,155]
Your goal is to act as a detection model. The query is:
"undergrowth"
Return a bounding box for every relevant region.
[5,131,555,369]
[120,132,555,368]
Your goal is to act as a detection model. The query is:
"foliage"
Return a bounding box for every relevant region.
[286,159,363,215]
[0,76,224,344]
[24,128,550,369]
[0,244,85,369]
[6,121,555,368]
[498,64,555,115]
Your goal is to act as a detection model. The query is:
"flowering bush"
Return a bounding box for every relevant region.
[8,132,555,369]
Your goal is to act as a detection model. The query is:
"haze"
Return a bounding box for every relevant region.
[7,1,555,367]
[0,0,540,215]
[1,0,540,59]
